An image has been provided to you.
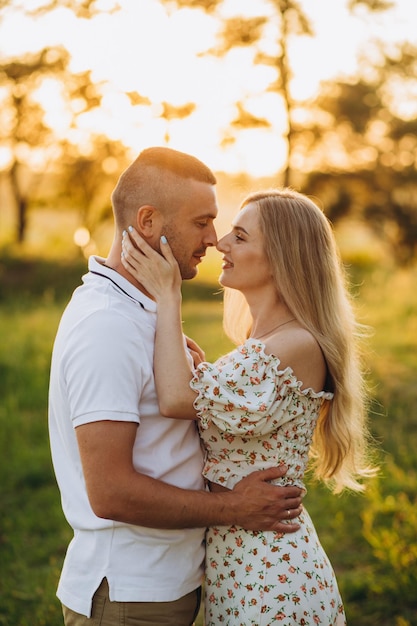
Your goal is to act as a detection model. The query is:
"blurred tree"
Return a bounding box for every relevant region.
[128,86,198,147]
[160,0,417,263]
[0,46,105,243]
[0,47,68,243]
[127,91,196,149]
[161,0,313,186]
[159,101,196,144]
[0,14,197,247]
[56,135,129,235]
[0,0,120,20]
[348,0,394,10]
[302,41,417,264]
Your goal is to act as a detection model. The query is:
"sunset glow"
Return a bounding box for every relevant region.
[0,0,416,175]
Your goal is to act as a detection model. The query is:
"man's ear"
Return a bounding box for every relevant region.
[135,205,162,238]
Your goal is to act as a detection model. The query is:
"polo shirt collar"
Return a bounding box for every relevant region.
[87,256,157,312]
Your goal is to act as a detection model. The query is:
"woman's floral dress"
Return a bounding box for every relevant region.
[190,340,346,626]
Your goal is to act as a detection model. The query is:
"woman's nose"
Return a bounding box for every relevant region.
[216,235,228,252]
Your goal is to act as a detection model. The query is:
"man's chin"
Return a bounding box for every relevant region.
[180,267,198,280]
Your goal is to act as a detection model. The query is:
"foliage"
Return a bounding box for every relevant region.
[0,44,108,243]
[0,254,416,624]
[160,0,314,187]
[0,253,86,304]
[157,1,417,264]
[302,41,417,265]
[362,461,417,593]
[1,0,417,264]
[56,136,130,232]
[348,0,395,9]
[0,0,121,19]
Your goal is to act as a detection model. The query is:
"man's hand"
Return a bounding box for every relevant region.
[77,421,303,531]
[231,465,303,533]
[186,335,205,367]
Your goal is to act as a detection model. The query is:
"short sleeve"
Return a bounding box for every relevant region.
[63,309,146,427]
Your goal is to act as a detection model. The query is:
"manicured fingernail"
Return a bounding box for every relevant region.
[128,225,133,232]
[122,229,126,237]
[161,235,167,244]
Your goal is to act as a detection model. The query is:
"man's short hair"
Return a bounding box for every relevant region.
[111,147,216,226]
[134,147,217,185]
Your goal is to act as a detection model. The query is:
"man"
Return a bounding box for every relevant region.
[48,147,303,626]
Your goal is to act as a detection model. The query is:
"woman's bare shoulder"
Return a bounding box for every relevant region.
[265,327,327,392]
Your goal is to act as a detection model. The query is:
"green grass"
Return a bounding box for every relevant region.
[0,255,416,625]
[0,304,72,626]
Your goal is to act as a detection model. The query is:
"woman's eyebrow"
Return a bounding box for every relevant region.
[232,225,250,235]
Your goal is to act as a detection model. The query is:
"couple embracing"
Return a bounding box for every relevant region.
[49,147,374,626]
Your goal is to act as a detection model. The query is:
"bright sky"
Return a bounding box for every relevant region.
[0,0,416,175]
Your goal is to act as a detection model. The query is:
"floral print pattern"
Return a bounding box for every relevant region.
[191,340,346,626]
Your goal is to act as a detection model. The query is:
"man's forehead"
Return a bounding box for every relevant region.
[175,179,218,216]
[173,205,217,222]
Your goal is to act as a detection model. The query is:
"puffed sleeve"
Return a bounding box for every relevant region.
[190,341,332,437]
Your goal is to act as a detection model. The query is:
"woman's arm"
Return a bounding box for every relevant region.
[121,229,198,419]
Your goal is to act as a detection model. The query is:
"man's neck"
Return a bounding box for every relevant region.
[101,252,155,301]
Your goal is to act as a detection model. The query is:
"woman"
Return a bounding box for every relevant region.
[121,188,376,625]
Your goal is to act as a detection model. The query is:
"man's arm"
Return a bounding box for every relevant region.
[76,420,303,533]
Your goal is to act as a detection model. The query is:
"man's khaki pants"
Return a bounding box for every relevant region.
[62,578,202,626]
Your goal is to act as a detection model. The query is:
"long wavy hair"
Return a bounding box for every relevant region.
[222,188,377,493]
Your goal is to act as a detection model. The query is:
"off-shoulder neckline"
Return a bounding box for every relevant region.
[236,338,333,400]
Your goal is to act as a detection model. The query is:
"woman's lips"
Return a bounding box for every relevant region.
[222,257,233,269]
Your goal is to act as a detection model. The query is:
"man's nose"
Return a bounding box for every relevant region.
[204,224,218,247]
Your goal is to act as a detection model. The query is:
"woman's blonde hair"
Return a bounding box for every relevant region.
[223,188,377,493]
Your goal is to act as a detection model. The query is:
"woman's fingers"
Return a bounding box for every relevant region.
[125,227,154,259]
[159,235,176,265]
[122,228,174,269]
[122,230,149,271]
[121,228,156,276]
[121,226,181,296]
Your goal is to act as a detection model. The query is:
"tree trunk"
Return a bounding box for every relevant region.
[17,197,27,243]
[9,160,27,243]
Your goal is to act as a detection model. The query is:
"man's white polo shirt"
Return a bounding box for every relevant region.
[48,256,205,617]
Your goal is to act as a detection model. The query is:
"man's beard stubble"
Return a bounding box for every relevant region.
[161,225,200,281]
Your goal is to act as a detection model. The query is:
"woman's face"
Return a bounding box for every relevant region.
[216,202,272,292]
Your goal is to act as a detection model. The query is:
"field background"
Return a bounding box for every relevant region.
[0,195,416,625]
